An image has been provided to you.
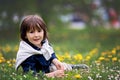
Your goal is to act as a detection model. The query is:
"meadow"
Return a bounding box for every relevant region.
[0,26,120,80]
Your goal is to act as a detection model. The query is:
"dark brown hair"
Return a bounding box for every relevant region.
[20,15,48,42]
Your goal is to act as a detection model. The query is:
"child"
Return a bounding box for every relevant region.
[15,14,89,78]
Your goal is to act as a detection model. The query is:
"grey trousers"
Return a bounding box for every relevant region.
[49,62,72,72]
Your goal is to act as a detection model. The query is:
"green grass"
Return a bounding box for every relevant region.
[49,26,120,54]
[0,26,120,80]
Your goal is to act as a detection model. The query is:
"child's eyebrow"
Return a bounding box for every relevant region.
[29,26,42,32]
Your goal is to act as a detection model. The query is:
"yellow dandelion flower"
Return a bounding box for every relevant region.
[71,61,75,64]
[108,55,112,58]
[111,48,116,54]
[99,56,105,61]
[112,57,117,62]
[0,60,2,63]
[74,74,81,79]
[85,56,91,61]
[0,53,6,63]
[89,48,98,56]
[7,60,10,64]
[1,57,6,62]
[101,52,107,56]
[95,60,101,65]
[4,45,11,52]
[73,54,83,61]
[57,55,64,61]
[13,45,18,52]
[105,58,110,61]
[12,58,16,63]
[64,52,71,59]
[8,63,12,67]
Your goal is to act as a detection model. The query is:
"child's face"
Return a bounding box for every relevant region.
[26,28,44,48]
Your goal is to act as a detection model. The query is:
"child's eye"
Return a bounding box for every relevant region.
[29,30,34,33]
[38,29,42,32]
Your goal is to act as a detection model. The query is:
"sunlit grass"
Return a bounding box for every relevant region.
[0,44,120,80]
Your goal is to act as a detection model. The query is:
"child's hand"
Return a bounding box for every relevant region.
[53,70,65,77]
[45,70,65,78]
[52,59,64,70]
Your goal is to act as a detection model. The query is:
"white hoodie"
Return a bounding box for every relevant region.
[15,40,54,70]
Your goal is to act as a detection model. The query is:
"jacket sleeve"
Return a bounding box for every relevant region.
[50,53,57,62]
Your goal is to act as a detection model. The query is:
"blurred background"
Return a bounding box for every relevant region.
[0,0,120,57]
[1,1,120,79]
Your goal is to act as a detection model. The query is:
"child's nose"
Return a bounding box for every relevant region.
[34,32,39,36]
